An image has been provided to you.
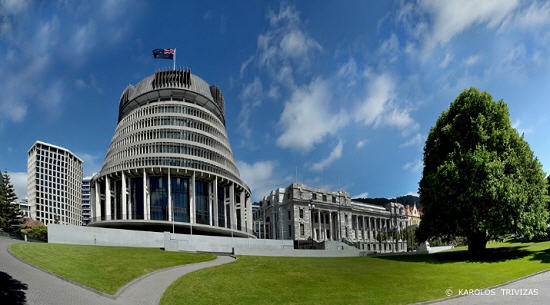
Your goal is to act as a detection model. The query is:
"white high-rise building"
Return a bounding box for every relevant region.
[27,141,83,225]
[82,177,92,225]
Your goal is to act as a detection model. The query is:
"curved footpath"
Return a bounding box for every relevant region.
[415,269,550,305]
[0,238,234,305]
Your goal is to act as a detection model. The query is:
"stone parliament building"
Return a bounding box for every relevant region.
[253,183,409,253]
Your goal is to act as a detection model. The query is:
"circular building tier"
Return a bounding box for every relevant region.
[90,69,253,238]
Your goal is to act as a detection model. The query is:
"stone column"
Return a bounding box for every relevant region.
[213,177,218,227]
[317,210,321,241]
[190,171,195,224]
[167,169,172,221]
[121,171,127,220]
[328,211,333,240]
[240,190,245,232]
[105,176,111,220]
[262,207,266,239]
[368,217,372,240]
[94,180,101,220]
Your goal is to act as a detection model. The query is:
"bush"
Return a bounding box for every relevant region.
[26,226,47,241]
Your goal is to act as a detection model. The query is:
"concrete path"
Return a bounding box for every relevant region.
[426,270,550,305]
[0,238,234,305]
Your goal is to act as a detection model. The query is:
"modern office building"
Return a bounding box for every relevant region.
[254,183,409,253]
[82,177,92,225]
[27,141,83,225]
[90,69,253,238]
[13,199,30,218]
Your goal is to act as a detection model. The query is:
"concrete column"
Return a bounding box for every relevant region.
[213,177,218,227]
[105,176,111,220]
[230,183,236,230]
[208,180,212,226]
[337,211,341,240]
[127,178,132,220]
[368,217,372,240]
[122,171,127,220]
[246,196,252,233]
[317,210,321,241]
[143,169,148,220]
[328,211,333,240]
[167,169,172,221]
[190,171,195,224]
[354,215,359,241]
[323,212,327,241]
[262,206,267,239]
[239,190,245,232]
[94,180,101,220]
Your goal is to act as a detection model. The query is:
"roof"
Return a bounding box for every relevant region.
[29,141,83,163]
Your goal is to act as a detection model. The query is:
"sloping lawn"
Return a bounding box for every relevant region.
[9,243,215,295]
[160,240,550,305]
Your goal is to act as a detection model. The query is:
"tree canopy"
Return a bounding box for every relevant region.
[0,171,23,233]
[418,88,549,254]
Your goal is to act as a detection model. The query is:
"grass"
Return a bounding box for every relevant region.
[160,240,550,305]
[9,243,215,295]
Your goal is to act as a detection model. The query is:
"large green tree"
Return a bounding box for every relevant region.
[418,88,549,254]
[0,171,23,233]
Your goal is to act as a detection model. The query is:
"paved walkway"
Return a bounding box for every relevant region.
[427,270,550,305]
[0,238,234,305]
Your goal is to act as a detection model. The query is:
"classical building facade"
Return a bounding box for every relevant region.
[90,69,253,238]
[253,183,409,253]
[27,141,83,225]
[405,203,422,227]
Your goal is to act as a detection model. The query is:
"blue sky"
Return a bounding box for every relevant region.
[1,0,550,201]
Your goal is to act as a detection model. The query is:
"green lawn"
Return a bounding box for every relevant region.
[9,243,215,295]
[160,240,550,305]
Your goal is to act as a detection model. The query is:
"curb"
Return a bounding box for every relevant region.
[408,268,550,305]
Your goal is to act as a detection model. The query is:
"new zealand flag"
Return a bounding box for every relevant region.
[152,49,174,60]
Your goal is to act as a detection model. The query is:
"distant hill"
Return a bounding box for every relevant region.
[352,195,421,209]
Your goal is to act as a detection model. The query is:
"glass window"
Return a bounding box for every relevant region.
[172,177,189,222]
[299,208,304,218]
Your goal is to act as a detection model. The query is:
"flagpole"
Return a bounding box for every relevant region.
[173,48,176,71]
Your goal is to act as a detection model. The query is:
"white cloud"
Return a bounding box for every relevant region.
[512,120,531,136]
[311,140,344,172]
[355,73,418,134]
[401,0,519,54]
[400,133,423,148]
[276,78,348,151]
[257,4,321,77]
[405,191,419,197]
[403,159,423,172]
[5,171,27,200]
[1,0,30,14]
[77,152,102,177]
[439,52,453,68]
[504,1,550,30]
[378,33,399,62]
[240,55,254,78]
[280,30,322,59]
[237,160,292,201]
[356,139,367,149]
[464,54,481,66]
[353,191,369,199]
[337,58,358,87]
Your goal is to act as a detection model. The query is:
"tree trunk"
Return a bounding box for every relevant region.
[467,232,487,256]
